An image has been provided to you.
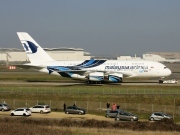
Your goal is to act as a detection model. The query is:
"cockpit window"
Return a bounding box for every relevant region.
[164,67,167,69]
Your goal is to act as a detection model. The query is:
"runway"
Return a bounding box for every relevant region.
[0,80,179,86]
[0,81,83,86]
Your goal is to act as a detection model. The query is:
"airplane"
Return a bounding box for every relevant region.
[16,32,172,84]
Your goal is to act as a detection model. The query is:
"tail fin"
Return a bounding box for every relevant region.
[17,32,55,63]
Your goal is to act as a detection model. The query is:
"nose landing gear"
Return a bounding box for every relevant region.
[158,77,164,83]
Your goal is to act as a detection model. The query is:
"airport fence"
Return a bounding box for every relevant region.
[1,99,180,116]
[1,87,180,117]
[0,86,180,95]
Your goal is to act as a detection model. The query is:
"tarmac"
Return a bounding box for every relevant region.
[0,80,179,86]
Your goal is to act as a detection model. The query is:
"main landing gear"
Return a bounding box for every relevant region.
[87,81,103,84]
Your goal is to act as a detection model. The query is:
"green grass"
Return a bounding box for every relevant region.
[0,70,180,123]
[0,72,79,82]
[0,85,180,95]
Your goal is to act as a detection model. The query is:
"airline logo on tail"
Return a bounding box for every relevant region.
[22,41,38,54]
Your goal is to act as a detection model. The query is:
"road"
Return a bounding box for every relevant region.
[0,111,115,122]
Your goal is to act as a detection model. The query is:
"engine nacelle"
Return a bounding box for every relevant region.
[107,73,123,82]
[70,74,87,80]
[58,72,87,80]
[88,72,104,81]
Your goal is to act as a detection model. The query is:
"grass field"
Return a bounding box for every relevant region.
[0,117,179,135]
[0,71,77,82]
[1,86,180,122]
[0,71,180,123]
[0,85,180,95]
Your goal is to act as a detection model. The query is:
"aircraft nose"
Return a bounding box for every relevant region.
[166,68,172,76]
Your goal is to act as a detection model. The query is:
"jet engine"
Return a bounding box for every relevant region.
[70,74,87,80]
[107,73,123,83]
[88,72,104,82]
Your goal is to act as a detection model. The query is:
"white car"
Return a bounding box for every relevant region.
[163,79,178,84]
[149,112,172,121]
[10,108,31,116]
[29,105,51,113]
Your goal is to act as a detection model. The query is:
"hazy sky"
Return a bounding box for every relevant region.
[0,0,180,57]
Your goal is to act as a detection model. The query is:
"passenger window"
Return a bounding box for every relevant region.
[156,113,162,116]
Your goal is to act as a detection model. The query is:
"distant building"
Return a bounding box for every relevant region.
[0,48,28,62]
[143,52,180,63]
[0,48,91,62]
[116,52,180,63]
[117,54,142,60]
[145,52,180,59]
[44,48,91,61]
[142,54,166,62]
[91,56,112,60]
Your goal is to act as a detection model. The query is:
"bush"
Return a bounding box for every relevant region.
[0,117,179,132]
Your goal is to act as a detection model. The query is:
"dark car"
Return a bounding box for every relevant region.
[65,106,86,115]
[106,109,121,118]
[115,111,138,121]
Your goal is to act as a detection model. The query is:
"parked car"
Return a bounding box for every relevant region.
[0,103,11,111]
[115,111,138,121]
[159,79,178,84]
[65,106,86,115]
[10,108,31,116]
[29,105,51,113]
[149,112,173,121]
[106,109,121,118]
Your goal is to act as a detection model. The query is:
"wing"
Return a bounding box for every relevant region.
[47,66,135,78]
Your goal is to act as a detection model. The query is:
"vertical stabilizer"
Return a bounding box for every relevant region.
[17,32,54,63]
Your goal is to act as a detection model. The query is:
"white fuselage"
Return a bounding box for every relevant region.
[35,60,171,78]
